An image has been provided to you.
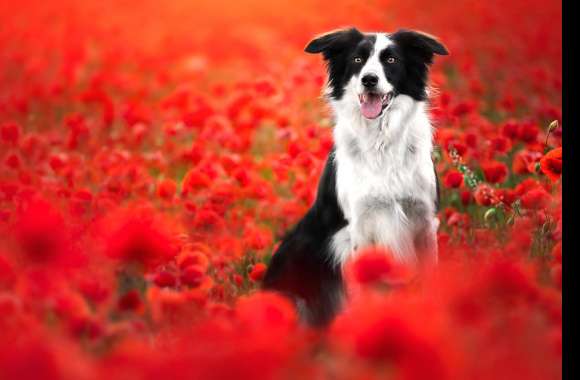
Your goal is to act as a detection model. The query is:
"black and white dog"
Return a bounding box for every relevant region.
[263,28,448,326]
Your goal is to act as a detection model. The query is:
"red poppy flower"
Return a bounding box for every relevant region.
[118,290,143,312]
[521,187,551,209]
[157,179,177,200]
[460,190,473,205]
[181,170,211,196]
[348,247,412,286]
[540,147,562,182]
[153,271,177,288]
[514,178,543,196]
[244,225,273,250]
[0,122,20,145]
[518,121,540,143]
[482,161,509,183]
[181,265,205,287]
[512,150,542,175]
[496,188,517,206]
[473,184,499,206]
[104,211,176,270]
[443,170,464,188]
[490,136,510,153]
[502,121,520,140]
[249,263,267,282]
[13,198,75,266]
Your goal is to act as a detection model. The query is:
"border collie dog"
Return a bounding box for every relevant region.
[263,28,448,326]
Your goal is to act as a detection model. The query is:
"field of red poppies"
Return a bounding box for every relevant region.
[0,0,562,379]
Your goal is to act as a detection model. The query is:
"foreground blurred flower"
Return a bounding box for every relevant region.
[103,209,178,270]
[13,198,79,267]
[0,339,60,380]
[347,247,413,286]
[0,254,15,290]
[333,298,447,380]
[236,292,297,330]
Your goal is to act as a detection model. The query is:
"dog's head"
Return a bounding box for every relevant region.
[305,28,448,120]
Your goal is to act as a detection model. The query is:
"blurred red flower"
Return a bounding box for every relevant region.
[118,290,143,312]
[540,147,562,182]
[104,210,176,270]
[181,265,206,287]
[249,263,267,282]
[157,179,177,200]
[473,184,498,206]
[153,270,177,288]
[518,122,540,143]
[181,170,211,196]
[521,187,551,210]
[482,161,509,184]
[443,170,463,188]
[512,150,542,175]
[13,198,78,267]
[348,247,412,286]
[0,122,21,145]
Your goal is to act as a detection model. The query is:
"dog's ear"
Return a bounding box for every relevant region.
[391,29,449,63]
[305,28,364,57]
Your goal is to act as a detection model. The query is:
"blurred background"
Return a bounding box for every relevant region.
[1,0,562,112]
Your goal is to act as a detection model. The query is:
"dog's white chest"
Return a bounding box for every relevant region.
[330,97,438,265]
[335,148,415,221]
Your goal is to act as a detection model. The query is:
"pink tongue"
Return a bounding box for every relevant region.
[361,96,382,119]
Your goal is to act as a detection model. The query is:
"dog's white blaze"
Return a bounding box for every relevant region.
[358,33,393,96]
[329,33,438,268]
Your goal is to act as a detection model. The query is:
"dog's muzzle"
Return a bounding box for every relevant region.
[358,91,394,119]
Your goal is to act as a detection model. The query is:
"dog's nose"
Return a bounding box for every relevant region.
[361,74,379,88]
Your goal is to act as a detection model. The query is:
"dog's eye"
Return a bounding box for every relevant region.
[354,57,362,63]
[387,57,396,64]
